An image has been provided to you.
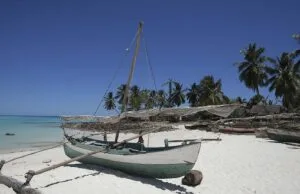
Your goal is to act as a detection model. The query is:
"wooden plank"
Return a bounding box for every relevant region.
[167,138,221,143]
[167,139,197,143]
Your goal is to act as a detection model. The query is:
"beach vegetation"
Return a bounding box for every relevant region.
[265,51,300,110]
[235,43,268,95]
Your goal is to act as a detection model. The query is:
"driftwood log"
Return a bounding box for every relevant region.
[213,113,300,131]
[215,113,300,124]
[1,160,41,193]
[0,173,41,194]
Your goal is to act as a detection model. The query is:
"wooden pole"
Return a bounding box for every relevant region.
[167,138,221,143]
[122,21,144,112]
[115,21,144,143]
[24,127,157,184]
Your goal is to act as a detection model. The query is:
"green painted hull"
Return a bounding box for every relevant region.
[63,142,199,178]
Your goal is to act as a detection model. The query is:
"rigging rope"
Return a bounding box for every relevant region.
[93,26,158,115]
[0,129,108,170]
[142,33,157,91]
[93,32,138,115]
[0,142,66,169]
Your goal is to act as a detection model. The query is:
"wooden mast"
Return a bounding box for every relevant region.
[122,21,144,112]
[115,21,144,143]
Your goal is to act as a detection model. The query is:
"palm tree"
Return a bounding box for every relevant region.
[236,43,268,95]
[115,84,127,104]
[145,90,156,109]
[198,75,226,105]
[129,85,142,111]
[186,83,200,107]
[162,78,176,107]
[114,84,129,112]
[222,95,231,104]
[139,89,149,109]
[156,90,167,109]
[139,89,156,109]
[265,52,300,109]
[170,82,186,107]
[247,94,266,107]
[235,96,247,104]
[103,92,116,111]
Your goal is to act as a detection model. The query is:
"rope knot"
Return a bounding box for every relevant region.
[24,170,36,186]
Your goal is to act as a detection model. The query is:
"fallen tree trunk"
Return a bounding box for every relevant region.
[214,113,300,124]
[0,173,41,194]
[213,113,300,130]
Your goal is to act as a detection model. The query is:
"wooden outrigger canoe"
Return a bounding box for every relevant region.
[63,136,201,178]
[218,126,255,134]
[266,129,300,144]
[62,21,203,179]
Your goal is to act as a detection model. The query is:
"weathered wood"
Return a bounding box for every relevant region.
[167,138,221,143]
[0,173,41,194]
[213,113,300,131]
[184,122,210,130]
[255,127,269,138]
[0,160,4,171]
[266,129,300,143]
[201,138,222,142]
[218,127,255,134]
[215,113,300,124]
[167,139,198,143]
[123,21,143,112]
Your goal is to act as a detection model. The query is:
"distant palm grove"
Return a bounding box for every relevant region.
[104,34,300,113]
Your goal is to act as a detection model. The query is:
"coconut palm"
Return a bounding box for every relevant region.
[265,52,300,109]
[186,83,200,107]
[162,78,176,107]
[103,92,116,111]
[130,85,142,111]
[236,43,268,95]
[115,84,127,104]
[139,89,156,109]
[114,84,129,112]
[222,95,231,104]
[170,82,186,107]
[247,94,266,107]
[198,75,226,105]
[139,89,149,109]
[145,90,157,109]
[235,96,247,104]
[156,90,167,109]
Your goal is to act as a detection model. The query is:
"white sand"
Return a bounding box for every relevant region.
[1,126,300,194]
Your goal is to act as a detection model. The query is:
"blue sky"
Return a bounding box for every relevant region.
[0,0,299,116]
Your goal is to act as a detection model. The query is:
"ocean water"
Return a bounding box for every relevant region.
[0,115,63,151]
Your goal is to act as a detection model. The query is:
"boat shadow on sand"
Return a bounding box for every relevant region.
[40,163,195,194]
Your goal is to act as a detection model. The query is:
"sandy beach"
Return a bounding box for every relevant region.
[1,126,300,194]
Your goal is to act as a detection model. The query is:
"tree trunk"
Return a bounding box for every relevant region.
[0,173,41,194]
[256,87,260,95]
